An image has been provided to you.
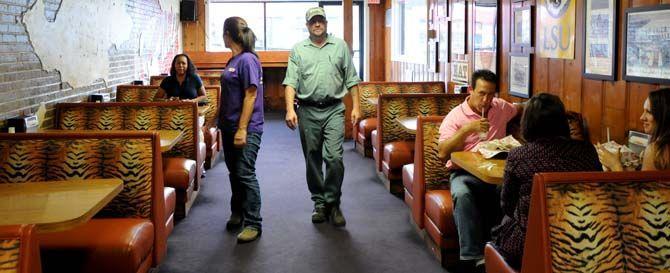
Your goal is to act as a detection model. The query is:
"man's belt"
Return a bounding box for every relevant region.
[297,99,342,108]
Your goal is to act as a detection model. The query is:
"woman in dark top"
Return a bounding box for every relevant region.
[157,53,206,101]
[491,93,602,269]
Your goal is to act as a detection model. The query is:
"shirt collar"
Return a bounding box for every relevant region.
[303,34,334,48]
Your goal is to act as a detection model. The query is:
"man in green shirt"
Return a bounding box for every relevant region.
[283,6,361,227]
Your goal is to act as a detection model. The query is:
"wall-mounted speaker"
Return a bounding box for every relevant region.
[180,0,197,21]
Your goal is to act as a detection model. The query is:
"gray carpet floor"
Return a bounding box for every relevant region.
[160,112,446,273]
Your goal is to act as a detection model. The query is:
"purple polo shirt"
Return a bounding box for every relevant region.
[220,52,264,133]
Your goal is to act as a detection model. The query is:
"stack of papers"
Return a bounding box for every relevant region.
[474,136,522,159]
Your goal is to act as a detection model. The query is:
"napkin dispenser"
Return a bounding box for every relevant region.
[90,93,110,102]
[6,115,38,133]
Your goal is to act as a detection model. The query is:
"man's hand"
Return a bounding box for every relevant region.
[350,107,360,125]
[233,129,247,148]
[465,118,490,135]
[286,110,298,130]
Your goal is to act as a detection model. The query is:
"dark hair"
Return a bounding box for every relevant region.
[521,93,570,142]
[223,17,257,57]
[648,88,670,169]
[471,69,498,90]
[566,111,590,142]
[169,53,197,77]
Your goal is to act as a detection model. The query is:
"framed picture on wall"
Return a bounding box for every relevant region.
[623,4,670,85]
[450,0,467,55]
[509,53,531,98]
[451,60,469,83]
[512,6,532,48]
[473,0,498,73]
[583,0,617,81]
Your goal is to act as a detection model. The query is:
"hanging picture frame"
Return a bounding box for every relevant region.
[623,4,670,85]
[509,53,531,98]
[512,6,532,48]
[583,0,617,81]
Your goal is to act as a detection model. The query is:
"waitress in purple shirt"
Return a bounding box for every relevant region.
[219,16,264,243]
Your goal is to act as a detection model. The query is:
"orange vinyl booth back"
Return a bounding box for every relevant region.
[374,93,467,193]
[54,102,201,220]
[115,85,223,170]
[0,132,166,273]
[486,171,670,273]
[0,225,41,273]
[355,81,446,157]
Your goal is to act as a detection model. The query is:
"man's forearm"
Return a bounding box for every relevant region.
[285,86,296,111]
[349,85,359,110]
[437,127,471,161]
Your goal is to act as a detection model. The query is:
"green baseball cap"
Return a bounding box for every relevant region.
[306,7,326,22]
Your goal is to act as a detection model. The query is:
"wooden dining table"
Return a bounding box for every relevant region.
[0,179,123,233]
[396,116,417,134]
[450,151,505,184]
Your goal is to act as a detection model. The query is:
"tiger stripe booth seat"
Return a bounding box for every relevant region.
[0,132,167,273]
[116,85,223,170]
[374,93,467,194]
[402,116,458,267]
[115,85,160,102]
[485,171,670,273]
[355,81,446,157]
[0,224,41,273]
[54,102,202,220]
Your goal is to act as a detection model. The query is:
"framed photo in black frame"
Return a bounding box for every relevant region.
[509,53,531,98]
[583,0,617,81]
[512,6,532,48]
[623,4,670,85]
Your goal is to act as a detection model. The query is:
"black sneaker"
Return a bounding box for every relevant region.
[226,213,243,231]
[312,207,327,223]
[329,206,346,227]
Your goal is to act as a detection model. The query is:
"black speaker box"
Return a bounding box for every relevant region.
[180,0,197,21]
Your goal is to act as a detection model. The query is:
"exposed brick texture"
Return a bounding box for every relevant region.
[0,0,180,128]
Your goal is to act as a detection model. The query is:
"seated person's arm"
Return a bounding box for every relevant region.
[596,144,624,171]
[156,87,168,100]
[192,85,207,102]
[641,144,659,171]
[437,120,482,161]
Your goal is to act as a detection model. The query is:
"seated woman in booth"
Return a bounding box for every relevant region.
[156,53,207,102]
[598,88,670,171]
[490,93,602,270]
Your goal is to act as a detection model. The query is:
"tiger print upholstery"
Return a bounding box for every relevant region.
[0,238,20,273]
[0,132,166,268]
[378,94,465,147]
[0,225,40,273]
[515,171,670,273]
[116,85,160,102]
[54,102,199,163]
[376,93,467,175]
[0,136,156,219]
[357,82,445,121]
[355,82,446,157]
[409,116,450,229]
[150,75,221,87]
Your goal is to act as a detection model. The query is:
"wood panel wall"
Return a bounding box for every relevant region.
[386,0,670,144]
